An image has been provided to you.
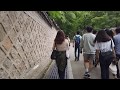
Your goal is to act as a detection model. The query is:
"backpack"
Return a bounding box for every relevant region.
[75,35,80,45]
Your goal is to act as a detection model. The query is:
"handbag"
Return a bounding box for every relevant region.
[100,51,114,60]
[51,50,57,60]
[109,63,117,75]
[99,40,115,60]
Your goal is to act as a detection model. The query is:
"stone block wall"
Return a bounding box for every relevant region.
[0,11,57,79]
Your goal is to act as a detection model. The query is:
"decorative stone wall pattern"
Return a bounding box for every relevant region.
[0,11,57,79]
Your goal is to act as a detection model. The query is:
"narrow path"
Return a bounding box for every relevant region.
[43,43,118,79]
[69,43,115,79]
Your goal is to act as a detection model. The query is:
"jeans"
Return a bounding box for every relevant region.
[99,55,112,79]
[116,54,120,77]
[58,69,66,79]
[75,44,80,60]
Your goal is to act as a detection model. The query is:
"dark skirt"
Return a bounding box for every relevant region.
[56,51,67,71]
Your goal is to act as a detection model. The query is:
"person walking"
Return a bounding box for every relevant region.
[73,31,82,61]
[80,26,96,79]
[65,35,70,59]
[113,27,120,78]
[52,30,69,79]
[105,29,118,78]
[94,30,116,79]
[66,35,70,47]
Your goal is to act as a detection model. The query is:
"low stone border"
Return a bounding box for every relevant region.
[42,59,74,79]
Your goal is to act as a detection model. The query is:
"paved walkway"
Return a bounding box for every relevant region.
[43,43,119,79]
[43,61,67,79]
[69,43,118,79]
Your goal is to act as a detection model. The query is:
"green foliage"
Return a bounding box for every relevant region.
[48,11,120,39]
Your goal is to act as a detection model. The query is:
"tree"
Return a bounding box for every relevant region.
[48,11,120,39]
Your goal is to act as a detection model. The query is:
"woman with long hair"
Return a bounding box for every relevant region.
[94,30,116,79]
[52,30,69,79]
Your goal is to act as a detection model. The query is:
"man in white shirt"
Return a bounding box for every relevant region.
[80,26,96,79]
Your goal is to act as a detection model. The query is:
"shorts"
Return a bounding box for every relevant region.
[83,54,95,61]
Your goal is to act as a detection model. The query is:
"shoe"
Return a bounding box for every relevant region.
[83,72,90,79]
[75,57,77,61]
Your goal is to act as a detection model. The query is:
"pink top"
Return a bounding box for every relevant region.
[53,39,69,51]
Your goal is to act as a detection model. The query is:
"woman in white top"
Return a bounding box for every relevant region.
[94,30,116,79]
[66,35,70,46]
[52,30,69,79]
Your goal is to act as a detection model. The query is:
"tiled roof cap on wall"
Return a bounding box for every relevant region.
[38,11,60,30]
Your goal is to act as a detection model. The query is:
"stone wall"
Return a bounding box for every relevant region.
[0,11,57,79]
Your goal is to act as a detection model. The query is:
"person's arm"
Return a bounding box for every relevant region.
[67,38,70,46]
[96,50,99,61]
[80,36,83,51]
[73,36,75,47]
[112,47,116,59]
[52,41,56,50]
[111,40,116,59]
[66,39,69,50]
[95,42,100,63]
